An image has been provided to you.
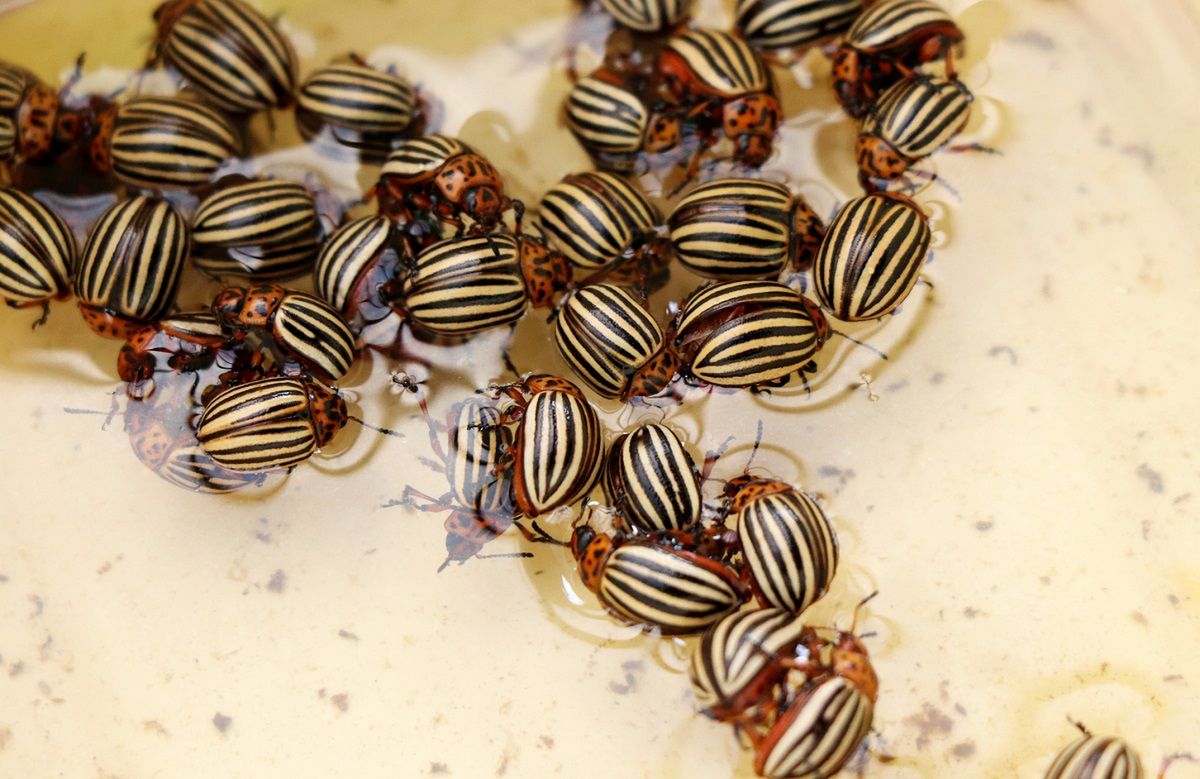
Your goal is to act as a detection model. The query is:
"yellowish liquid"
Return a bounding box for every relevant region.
[2,1,1199,777]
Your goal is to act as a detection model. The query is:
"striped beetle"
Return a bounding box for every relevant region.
[812,191,931,322]
[212,283,357,382]
[1043,729,1146,779]
[659,30,780,167]
[192,177,321,279]
[537,171,665,273]
[403,233,532,337]
[0,187,76,325]
[489,374,605,517]
[597,0,692,32]
[746,603,879,778]
[296,59,421,154]
[125,372,267,492]
[569,523,748,634]
[402,396,559,570]
[150,0,297,113]
[723,474,838,613]
[603,422,702,533]
[833,0,964,118]
[689,608,808,722]
[735,0,863,53]
[197,375,348,473]
[553,282,676,400]
[375,134,522,238]
[88,96,242,190]
[668,178,825,279]
[564,73,682,174]
[0,61,67,165]
[75,195,189,339]
[857,74,974,189]
[673,280,830,390]
[313,214,407,330]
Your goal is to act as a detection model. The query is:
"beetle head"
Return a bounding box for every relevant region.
[855,133,908,182]
[569,524,612,593]
[723,94,781,168]
[517,235,572,308]
[307,383,349,448]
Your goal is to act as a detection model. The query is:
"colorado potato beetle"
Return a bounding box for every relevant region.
[812,191,931,322]
[192,177,321,279]
[857,73,974,189]
[400,397,528,569]
[564,73,682,174]
[0,187,76,325]
[553,282,672,399]
[150,0,298,113]
[659,29,780,167]
[832,0,964,118]
[0,61,67,165]
[689,608,808,722]
[747,611,879,778]
[724,474,838,613]
[403,233,530,337]
[668,178,825,278]
[1043,729,1146,779]
[570,524,748,634]
[375,134,522,238]
[537,171,663,272]
[88,96,242,190]
[674,280,829,390]
[603,422,702,533]
[597,0,693,32]
[490,374,605,517]
[296,59,420,154]
[735,0,863,53]
[313,214,408,330]
[212,283,357,382]
[75,195,189,339]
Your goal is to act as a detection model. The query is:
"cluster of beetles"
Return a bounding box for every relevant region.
[0,0,1178,776]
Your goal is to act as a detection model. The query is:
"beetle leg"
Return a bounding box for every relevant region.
[512,517,565,546]
[29,300,51,329]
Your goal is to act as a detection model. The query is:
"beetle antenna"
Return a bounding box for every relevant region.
[1065,717,1092,738]
[502,350,522,380]
[831,328,889,360]
[848,590,880,634]
[1158,752,1198,779]
[742,420,765,473]
[348,415,405,439]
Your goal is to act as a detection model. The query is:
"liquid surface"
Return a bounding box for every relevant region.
[1,1,1199,777]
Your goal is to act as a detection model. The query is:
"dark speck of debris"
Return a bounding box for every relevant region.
[1168,594,1180,606]
[1130,611,1148,626]
[538,735,555,749]
[1119,144,1155,171]
[1164,674,1184,683]
[1142,520,1151,541]
[1136,464,1164,494]
[609,660,644,695]
[906,704,954,750]
[212,713,232,734]
[975,520,994,532]
[28,595,44,618]
[952,741,977,760]
[267,570,287,593]
[987,345,1019,365]
[1008,29,1056,51]
[929,372,946,385]
[331,693,349,712]
[338,629,359,641]
[0,573,9,583]
[9,661,25,677]
[430,762,450,775]
[963,607,980,619]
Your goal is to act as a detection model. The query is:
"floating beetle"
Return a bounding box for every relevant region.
[488,374,605,518]
[149,0,298,113]
[117,311,230,392]
[658,29,781,169]
[0,61,72,167]
[735,0,863,54]
[745,600,879,778]
[832,0,964,118]
[87,96,242,191]
[296,57,423,155]
[856,73,974,190]
[811,191,931,322]
[191,177,322,280]
[1042,724,1149,779]
[564,71,684,175]
[75,195,189,339]
[374,134,523,240]
[211,282,357,383]
[569,523,748,634]
[722,473,838,613]
[594,0,693,33]
[603,422,704,533]
[668,178,825,279]
[0,186,76,326]
[197,375,348,473]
